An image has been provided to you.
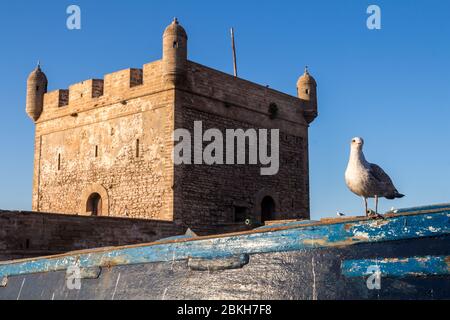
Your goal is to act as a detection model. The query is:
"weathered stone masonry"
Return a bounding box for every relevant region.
[0,210,184,261]
[24,18,318,232]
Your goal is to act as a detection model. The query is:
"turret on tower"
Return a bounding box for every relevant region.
[26,63,48,122]
[162,18,188,85]
[297,66,318,123]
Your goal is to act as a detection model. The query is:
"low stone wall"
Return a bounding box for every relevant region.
[0,210,185,261]
[0,211,254,262]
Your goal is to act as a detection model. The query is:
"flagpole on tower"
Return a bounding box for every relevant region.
[230,28,238,77]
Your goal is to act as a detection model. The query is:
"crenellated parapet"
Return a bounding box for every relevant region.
[33,62,164,123]
[68,79,104,104]
[43,89,69,109]
[26,18,188,123]
[27,18,317,128]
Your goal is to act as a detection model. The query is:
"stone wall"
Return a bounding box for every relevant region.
[0,210,254,261]
[33,61,176,221]
[173,107,309,227]
[171,62,311,227]
[0,210,185,261]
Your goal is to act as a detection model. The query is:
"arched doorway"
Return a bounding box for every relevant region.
[86,193,102,216]
[80,184,109,216]
[261,196,275,223]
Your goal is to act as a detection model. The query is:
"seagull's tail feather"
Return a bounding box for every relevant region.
[385,192,405,200]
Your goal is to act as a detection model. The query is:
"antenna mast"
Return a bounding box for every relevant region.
[230,28,238,77]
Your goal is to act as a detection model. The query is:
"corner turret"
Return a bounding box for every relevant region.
[297,66,318,123]
[26,63,48,122]
[162,18,188,85]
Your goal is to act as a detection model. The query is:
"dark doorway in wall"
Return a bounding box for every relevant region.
[261,196,275,223]
[86,193,102,216]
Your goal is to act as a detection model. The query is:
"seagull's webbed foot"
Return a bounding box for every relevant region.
[367,210,385,220]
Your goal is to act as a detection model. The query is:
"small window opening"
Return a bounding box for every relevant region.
[25,239,30,249]
[173,41,179,48]
[136,139,140,158]
[36,86,39,92]
[57,154,61,171]
[234,206,247,223]
[95,145,99,158]
[305,89,310,95]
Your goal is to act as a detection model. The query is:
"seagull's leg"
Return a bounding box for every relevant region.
[364,197,368,216]
[375,195,378,215]
[371,195,384,219]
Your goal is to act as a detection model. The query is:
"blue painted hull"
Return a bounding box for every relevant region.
[0,204,449,300]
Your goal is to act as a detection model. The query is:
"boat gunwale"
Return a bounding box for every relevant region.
[1,204,449,267]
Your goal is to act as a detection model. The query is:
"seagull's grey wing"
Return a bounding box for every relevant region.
[369,163,394,186]
[368,163,403,199]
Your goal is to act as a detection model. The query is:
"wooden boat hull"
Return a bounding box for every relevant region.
[1,204,449,300]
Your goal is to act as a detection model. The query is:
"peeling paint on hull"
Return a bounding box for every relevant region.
[342,255,450,278]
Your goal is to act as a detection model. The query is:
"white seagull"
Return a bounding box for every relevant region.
[345,137,404,218]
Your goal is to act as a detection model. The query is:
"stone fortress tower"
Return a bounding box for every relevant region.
[26,19,318,231]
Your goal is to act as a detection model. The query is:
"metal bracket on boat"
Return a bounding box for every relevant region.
[188,254,250,272]
[65,267,102,280]
[80,267,102,279]
[0,276,7,288]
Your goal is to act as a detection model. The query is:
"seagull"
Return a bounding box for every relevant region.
[345,137,404,218]
[337,211,345,217]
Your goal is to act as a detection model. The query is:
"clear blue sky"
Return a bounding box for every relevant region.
[0,0,449,219]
